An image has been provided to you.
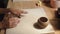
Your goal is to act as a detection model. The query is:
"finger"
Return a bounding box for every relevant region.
[20,10,28,14]
[9,8,28,14]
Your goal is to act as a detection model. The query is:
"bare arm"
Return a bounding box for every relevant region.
[0,8,10,14]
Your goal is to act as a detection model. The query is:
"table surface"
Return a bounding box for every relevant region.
[6,8,55,34]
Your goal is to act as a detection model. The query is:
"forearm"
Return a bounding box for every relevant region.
[0,22,3,29]
[0,8,10,14]
[0,22,10,29]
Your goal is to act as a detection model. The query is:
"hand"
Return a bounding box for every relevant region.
[8,8,27,28]
[0,8,27,28]
[9,17,20,28]
[9,8,27,17]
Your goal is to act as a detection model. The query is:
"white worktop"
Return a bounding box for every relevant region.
[6,7,54,34]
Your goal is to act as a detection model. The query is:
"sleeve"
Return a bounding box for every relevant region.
[0,0,9,8]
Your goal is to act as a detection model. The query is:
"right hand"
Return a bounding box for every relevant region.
[9,17,20,28]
